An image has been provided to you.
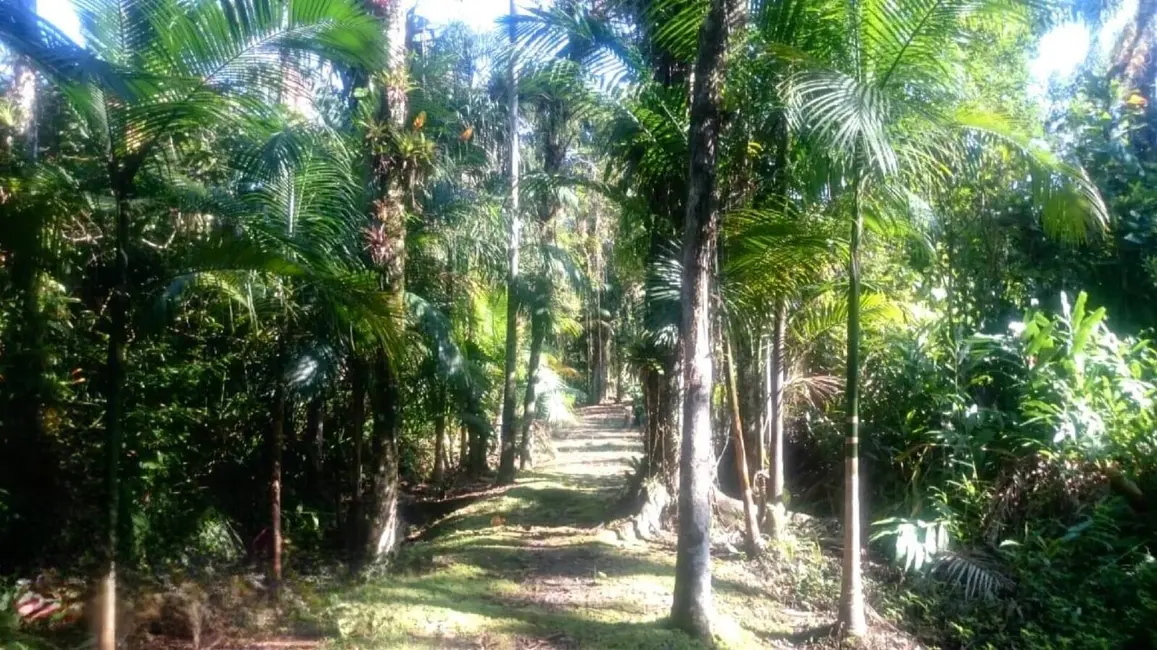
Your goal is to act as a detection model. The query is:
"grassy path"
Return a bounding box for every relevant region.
[329,405,824,649]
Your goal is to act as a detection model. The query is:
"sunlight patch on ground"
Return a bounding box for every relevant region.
[324,405,788,649]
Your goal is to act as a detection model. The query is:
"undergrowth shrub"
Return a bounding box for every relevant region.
[801,293,1157,648]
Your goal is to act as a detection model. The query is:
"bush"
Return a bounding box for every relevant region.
[815,293,1157,648]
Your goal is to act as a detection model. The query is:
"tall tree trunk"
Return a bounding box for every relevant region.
[659,357,681,489]
[458,423,468,470]
[98,179,130,650]
[670,0,740,639]
[613,342,623,403]
[519,312,545,470]
[593,308,608,403]
[591,211,608,404]
[496,0,521,485]
[433,384,447,482]
[643,367,662,473]
[519,91,565,470]
[724,333,762,557]
[305,393,325,497]
[347,358,368,559]
[366,353,401,561]
[269,359,286,597]
[766,297,787,539]
[634,3,687,495]
[838,174,868,637]
[641,227,681,491]
[734,327,761,480]
[363,0,409,565]
[750,344,763,476]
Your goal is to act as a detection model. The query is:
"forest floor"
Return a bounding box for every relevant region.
[65,404,928,649]
[323,404,924,650]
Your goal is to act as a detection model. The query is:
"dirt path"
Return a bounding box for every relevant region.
[330,405,843,649]
[547,404,641,484]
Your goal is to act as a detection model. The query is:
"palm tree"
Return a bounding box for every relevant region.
[403,25,508,482]
[767,0,1108,635]
[497,0,523,485]
[670,0,743,639]
[0,0,382,643]
[361,0,415,566]
[400,22,512,478]
[598,2,692,492]
[175,124,403,586]
[723,205,844,537]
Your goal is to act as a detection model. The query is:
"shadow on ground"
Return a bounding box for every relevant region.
[327,404,811,649]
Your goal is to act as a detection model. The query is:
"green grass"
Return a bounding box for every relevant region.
[324,475,703,648]
[311,427,844,650]
[319,470,798,649]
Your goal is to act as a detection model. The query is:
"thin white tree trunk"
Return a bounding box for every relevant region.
[838,173,867,636]
[766,297,787,539]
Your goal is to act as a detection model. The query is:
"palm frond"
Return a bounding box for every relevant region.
[931,549,1014,600]
[723,206,844,305]
[785,68,897,175]
[953,109,1109,243]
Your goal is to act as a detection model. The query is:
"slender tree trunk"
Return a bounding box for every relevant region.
[347,358,368,559]
[593,313,608,403]
[735,329,760,481]
[520,89,566,469]
[635,8,687,495]
[433,384,447,482]
[269,359,286,596]
[365,221,404,563]
[758,332,770,524]
[641,227,681,490]
[519,313,545,470]
[496,0,521,485]
[441,421,455,479]
[659,357,681,489]
[98,179,130,650]
[838,174,868,637]
[614,344,623,403]
[643,367,662,474]
[591,215,608,404]
[724,333,762,557]
[766,297,787,539]
[671,0,740,639]
[305,393,325,497]
[458,423,468,470]
[754,334,766,475]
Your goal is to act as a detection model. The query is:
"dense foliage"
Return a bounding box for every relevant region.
[1,0,1156,648]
